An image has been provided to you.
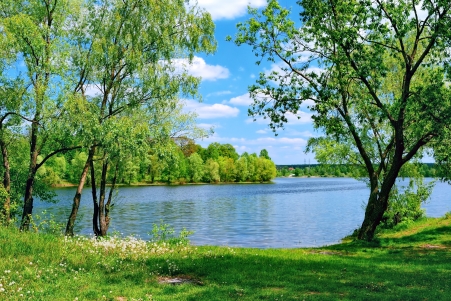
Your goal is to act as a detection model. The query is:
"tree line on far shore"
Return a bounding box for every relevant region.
[277,163,441,178]
[39,140,277,186]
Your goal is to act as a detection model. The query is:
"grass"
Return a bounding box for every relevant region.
[1,216,450,301]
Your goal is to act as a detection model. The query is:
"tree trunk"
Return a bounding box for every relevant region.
[65,146,95,236]
[20,117,39,231]
[105,164,119,230]
[20,172,36,230]
[0,138,11,225]
[98,160,108,236]
[358,190,388,241]
[358,166,401,240]
[91,158,100,236]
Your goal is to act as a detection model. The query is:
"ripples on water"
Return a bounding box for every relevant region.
[35,177,451,248]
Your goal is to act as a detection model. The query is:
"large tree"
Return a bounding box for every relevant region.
[232,0,451,240]
[0,0,82,229]
[64,0,216,236]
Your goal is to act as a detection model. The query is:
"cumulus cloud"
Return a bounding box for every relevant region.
[184,100,239,119]
[197,0,266,20]
[173,56,230,81]
[228,93,254,106]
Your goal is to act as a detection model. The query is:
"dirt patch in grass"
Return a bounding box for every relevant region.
[310,250,344,255]
[421,244,447,249]
[158,275,203,285]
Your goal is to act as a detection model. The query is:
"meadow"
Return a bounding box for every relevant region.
[1,215,450,301]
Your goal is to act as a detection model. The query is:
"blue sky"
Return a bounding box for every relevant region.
[182,0,318,165]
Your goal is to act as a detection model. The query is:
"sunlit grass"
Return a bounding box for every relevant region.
[1,215,450,300]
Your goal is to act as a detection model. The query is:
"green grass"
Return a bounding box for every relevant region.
[1,216,451,300]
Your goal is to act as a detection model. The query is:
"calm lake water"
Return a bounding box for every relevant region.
[35,177,451,248]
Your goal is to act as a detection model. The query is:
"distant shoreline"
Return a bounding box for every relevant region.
[51,180,275,188]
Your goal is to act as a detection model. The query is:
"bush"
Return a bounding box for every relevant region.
[149,221,193,246]
[380,177,434,229]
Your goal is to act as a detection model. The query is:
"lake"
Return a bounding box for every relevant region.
[35,177,451,248]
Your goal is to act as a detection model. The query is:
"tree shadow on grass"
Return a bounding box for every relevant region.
[141,246,451,301]
[378,225,451,246]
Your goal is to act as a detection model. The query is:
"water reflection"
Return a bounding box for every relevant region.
[34,177,451,248]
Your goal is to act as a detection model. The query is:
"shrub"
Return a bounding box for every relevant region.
[380,177,434,229]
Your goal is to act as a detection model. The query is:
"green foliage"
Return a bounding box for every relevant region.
[259,148,271,160]
[0,184,9,224]
[380,165,435,229]
[235,156,249,182]
[294,168,301,177]
[255,157,277,182]
[187,153,204,183]
[203,158,220,183]
[149,221,193,246]
[233,0,451,239]
[27,211,66,235]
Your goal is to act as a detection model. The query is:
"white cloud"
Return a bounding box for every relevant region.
[197,0,266,20]
[285,130,315,138]
[286,111,314,124]
[173,56,230,81]
[84,84,102,97]
[197,123,220,130]
[207,90,232,97]
[184,100,239,119]
[229,93,254,106]
[246,110,313,125]
[256,130,267,134]
[200,135,307,148]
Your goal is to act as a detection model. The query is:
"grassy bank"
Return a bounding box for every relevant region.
[1,216,450,301]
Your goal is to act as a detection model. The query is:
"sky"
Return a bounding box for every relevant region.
[182,0,318,165]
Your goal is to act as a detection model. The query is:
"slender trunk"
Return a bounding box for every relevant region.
[0,138,11,225]
[20,171,37,230]
[91,158,100,236]
[98,160,108,236]
[65,146,95,236]
[105,164,119,230]
[20,119,39,230]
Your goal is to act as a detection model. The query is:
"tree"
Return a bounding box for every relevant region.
[232,0,451,240]
[64,0,216,236]
[259,149,271,160]
[255,157,277,182]
[1,0,82,230]
[217,156,236,182]
[235,156,249,182]
[205,142,221,160]
[203,158,220,183]
[246,154,258,181]
[187,153,204,182]
[219,144,239,161]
